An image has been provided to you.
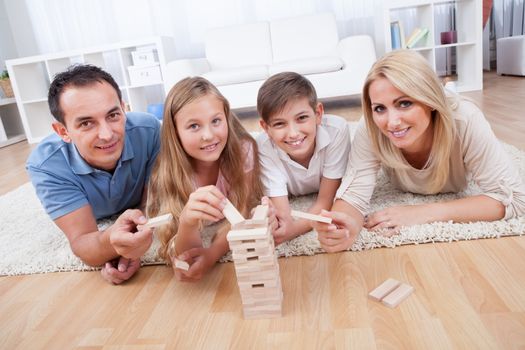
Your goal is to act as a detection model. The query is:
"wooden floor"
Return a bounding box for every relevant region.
[1,72,524,349]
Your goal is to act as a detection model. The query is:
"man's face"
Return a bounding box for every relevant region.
[52,81,126,172]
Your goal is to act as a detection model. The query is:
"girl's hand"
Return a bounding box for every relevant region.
[180,185,226,227]
[171,247,216,282]
[312,210,358,253]
[364,204,430,236]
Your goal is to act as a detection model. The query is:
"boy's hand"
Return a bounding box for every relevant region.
[273,214,295,245]
[261,196,279,236]
[100,256,141,285]
[108,209,153,260]
[172,247,216,282]
[312,210,358,253]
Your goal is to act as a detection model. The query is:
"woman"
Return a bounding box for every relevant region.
[314,50,525,253]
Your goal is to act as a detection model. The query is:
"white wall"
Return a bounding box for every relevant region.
[3,0,380,61]
[0,0,19,69]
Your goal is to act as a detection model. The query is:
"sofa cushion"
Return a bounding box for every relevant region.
[269,56,344,76]
[205,22,273,70]
[270,13,339,63]
[202,65,269,86]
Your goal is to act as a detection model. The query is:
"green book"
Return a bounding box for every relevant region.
[406,28,429,49]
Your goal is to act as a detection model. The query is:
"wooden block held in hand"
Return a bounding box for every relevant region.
[252,205,269,220]
[137,213,173,230]
[368,278,401,301]
[381,283,414,308]
[174,258,190,271]
[223,199,245,226]
[290,210,332,224]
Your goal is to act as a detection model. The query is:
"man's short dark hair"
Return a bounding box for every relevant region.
[257,72,318,123]
[48,64,122,124]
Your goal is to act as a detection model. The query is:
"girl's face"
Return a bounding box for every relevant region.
[369,77,433,155]
[175,94,228,166]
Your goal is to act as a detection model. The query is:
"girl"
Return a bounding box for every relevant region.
[315,50,525,253]
[147,77,268,281]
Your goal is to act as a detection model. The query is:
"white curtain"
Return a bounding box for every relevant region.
[20,0,383,58]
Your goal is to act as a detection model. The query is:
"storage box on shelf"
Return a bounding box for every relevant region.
[374,0,482,92]
[6,37,175,144]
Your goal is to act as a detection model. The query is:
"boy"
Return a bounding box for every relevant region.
[256,72,351,244]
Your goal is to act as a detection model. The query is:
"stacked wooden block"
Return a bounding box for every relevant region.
[226,205,283,319]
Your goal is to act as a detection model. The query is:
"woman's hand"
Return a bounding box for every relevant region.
[180,185,226,227]
[364,204,431,235]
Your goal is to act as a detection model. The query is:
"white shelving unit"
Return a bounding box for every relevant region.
[0,97,25,148]
[6,37,176,144]
[374,0,482,92]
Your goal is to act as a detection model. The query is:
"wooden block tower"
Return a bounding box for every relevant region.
[226,204,283,319]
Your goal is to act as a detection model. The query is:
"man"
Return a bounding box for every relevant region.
[26,65,161,284]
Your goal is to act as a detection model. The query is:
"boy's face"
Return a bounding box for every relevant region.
[260,97,323,167]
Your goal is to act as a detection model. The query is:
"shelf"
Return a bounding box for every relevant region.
[0,133,26,148]
[375,0,482,91]
[0,98,16,106]
[6,37,177,143]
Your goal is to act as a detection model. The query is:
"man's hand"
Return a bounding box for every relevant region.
[108,209,153,259]
[312,210,359,253]
[100,256,141,285]
[172,247,217,282]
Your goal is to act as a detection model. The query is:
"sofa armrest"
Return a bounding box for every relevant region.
[337,35,376,74]
[164,58,211,90]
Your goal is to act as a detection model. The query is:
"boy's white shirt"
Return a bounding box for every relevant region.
[256,114,351,197]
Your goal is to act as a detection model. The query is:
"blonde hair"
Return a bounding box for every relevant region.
[147,77,264,261]
[362,50,456,193]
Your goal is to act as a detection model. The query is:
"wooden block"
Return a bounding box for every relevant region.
[368,278,401,301]
[227,226,269,241]
[223,199,245,226]
[137,213,173,230]
[174,258,189,271]
[251,205,269,221]
[290,210,332,224]
[381,283,414,308]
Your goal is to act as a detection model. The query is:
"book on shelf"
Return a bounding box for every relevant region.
[390,21,406,49]
[406,27,429,49]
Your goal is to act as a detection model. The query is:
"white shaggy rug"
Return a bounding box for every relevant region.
[1,123,524,276]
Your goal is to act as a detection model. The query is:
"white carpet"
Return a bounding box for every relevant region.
[1,123,524,276]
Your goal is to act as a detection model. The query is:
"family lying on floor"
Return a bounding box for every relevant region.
[26,50,525,284]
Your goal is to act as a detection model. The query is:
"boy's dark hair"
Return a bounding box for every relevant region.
[48,64,122,124]
[257,72,318,123]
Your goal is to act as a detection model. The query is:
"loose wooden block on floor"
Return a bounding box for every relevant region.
[382,283,414,308]
[368,278,401,301]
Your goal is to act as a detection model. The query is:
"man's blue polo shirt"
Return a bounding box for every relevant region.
[26,112,161,220]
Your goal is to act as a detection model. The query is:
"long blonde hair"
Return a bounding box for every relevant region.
[147,77,264,261]
[362,50,456,193]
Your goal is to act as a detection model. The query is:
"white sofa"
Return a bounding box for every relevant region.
[497,35,525,76]
[164,13,376,109]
